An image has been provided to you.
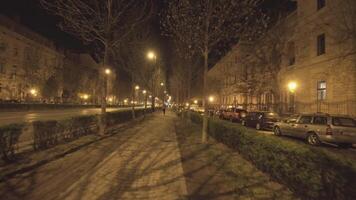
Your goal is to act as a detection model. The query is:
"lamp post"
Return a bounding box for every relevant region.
[101,68,111,113]
[287,81,297,113]
[147,51,158,111]
[143,90,147,109]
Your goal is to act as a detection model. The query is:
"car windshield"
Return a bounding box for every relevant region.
[332,117,356,127]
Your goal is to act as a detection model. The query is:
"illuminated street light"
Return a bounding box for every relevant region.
[105,68,111,75]
[160,82,164,86]
[142,90,147,94]
[83,94,89,100]
[208,96,215,103]
[288,81,297,93]
[135,85,140,90]
[164,90,167,94]
[149,95,152,98]
[147,51,156,60]
[186,103,190,107]
[30,88,38,97]
[124,99,128,103]
[194,100,198,104]
[108,97,113,102]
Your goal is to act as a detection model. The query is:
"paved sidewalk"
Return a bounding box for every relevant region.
[0,112,187,200]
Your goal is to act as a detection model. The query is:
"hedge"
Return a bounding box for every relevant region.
[185,111,356,200]
[0,108,152,161]
[0,124,24,161]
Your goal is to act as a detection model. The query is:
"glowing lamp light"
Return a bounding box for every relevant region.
[83,94,89,100]
[186,103,190,107]
[288,81,297,93]
[135,85,140,90]
[160,82,164,86]
[124,99,128,103]
[194,100,198,104]
[147,51,156,60]
[30,89,37,96]
[142,90,147,94]
[105,68,111,75]
[208,96,215,103]
[149,95,152,98]
[108,97,113,102]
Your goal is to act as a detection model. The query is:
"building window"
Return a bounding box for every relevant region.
[317,0,325,10]
[317,81,326,100]
[14,47,18,56]
[317,34,326,56]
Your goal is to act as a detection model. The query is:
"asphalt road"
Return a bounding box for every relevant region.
[0,107,143,126]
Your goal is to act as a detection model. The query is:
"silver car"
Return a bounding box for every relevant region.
[273,113,356,147]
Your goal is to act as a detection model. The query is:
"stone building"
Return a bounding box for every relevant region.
[0,15,107,104]
[208,0,356,116]
[0,15,64,101]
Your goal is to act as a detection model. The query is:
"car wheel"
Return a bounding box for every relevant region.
[306,133,321,146]
[273,126,282,136]
[338,143,353,148]
[256,123,261,130]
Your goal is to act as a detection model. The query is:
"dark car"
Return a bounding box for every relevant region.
[220,108,247,122]
[242,111,280,130]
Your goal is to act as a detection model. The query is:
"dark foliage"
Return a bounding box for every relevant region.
[186,112,356,200]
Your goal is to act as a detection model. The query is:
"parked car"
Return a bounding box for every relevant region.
[220,108,247,122]
[273,113,356,147]
[242,111,280,130]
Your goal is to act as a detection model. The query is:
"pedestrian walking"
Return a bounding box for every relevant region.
[162,104,166,115]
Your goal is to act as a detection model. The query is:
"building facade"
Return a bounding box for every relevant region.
[208,0,356,116]
[0,15,64,101]
[0,15,108,103]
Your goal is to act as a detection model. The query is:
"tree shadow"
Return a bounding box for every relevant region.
[174,119,299,200]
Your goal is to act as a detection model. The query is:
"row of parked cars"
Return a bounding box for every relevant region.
[216,108,356,148]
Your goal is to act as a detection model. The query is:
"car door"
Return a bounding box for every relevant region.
[280,116,299,136]
[291,115,313,138]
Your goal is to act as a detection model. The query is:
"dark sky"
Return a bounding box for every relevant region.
[0,0,295,97]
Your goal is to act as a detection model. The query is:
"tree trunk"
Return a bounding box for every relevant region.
[101,44,109,114]
[99,44,109,136]
[202,48,209,143]
[131,84,136,119]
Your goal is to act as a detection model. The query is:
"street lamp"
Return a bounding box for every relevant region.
[160,82,164,86]
[135,85,140,90]
[147,51,156,60]
[142,90,147,94]
[208,96,215,103]
[83,94,89,100]
[105,68,111,75]
[30,88,38,97]
[288,81,297,93]
[194,100,198,104]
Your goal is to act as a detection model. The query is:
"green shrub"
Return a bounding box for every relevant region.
[0,124,24,161]
[188,112,356,200]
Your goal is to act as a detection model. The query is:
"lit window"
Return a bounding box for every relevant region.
[317,81,326,100]
[317,0,325,10]
[317,34,325,56]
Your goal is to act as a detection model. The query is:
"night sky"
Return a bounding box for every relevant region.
[0,0,295,94]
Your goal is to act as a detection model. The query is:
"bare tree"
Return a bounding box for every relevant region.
[112,27,163,118]
[162,0,266,142]
[40,0,153,113]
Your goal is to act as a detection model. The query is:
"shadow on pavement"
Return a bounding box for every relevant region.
[174,118,299,200]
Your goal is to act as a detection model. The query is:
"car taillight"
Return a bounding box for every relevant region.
[326,125,333,135]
